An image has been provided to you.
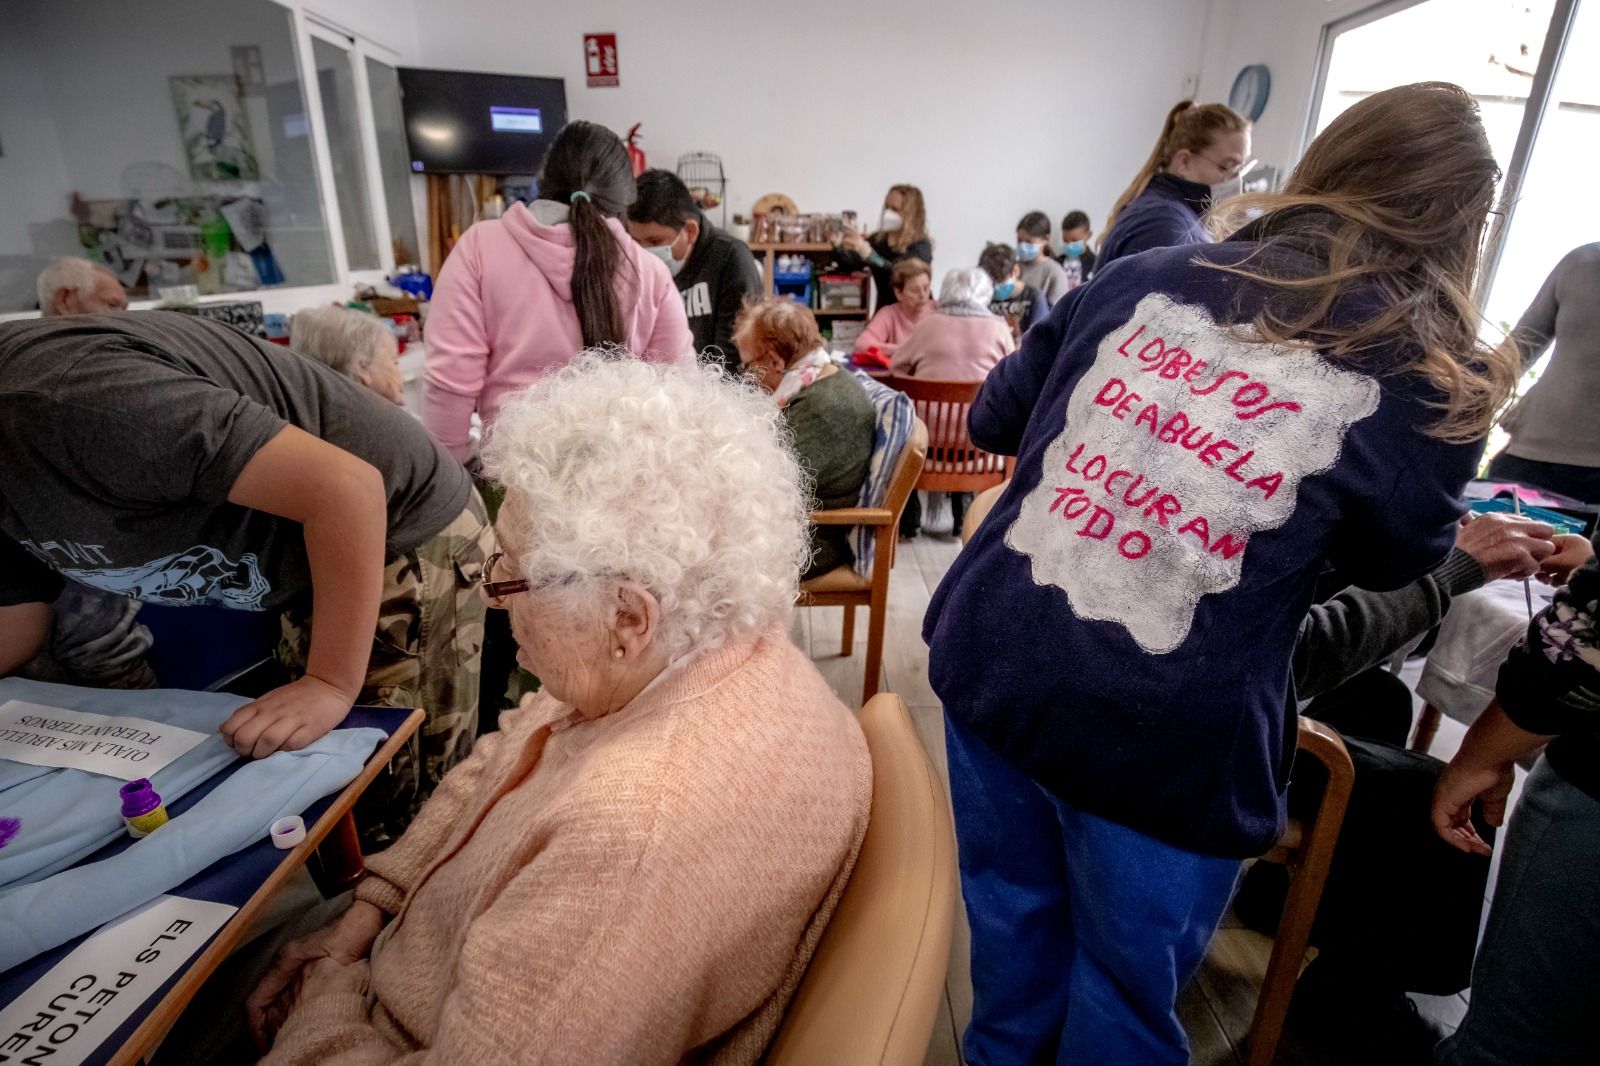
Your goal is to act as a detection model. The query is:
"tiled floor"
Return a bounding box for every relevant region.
[791,498,1508,1065]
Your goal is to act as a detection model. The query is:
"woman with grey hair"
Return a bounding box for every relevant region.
[290,306,405,405]
[247,355,871,1066]
[891,266,1015,381]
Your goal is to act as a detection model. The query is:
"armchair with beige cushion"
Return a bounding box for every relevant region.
[766,693,958,1066]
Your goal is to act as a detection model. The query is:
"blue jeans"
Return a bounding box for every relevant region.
[945,713,1241,1066]
[1435,757,1600,1066]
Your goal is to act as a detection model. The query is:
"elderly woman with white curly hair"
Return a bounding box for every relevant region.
[247,355,872,1066]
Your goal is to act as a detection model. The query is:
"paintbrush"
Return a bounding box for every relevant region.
[1512,485,1535,619]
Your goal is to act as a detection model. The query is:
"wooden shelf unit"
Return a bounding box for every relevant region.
[750,241,875,319]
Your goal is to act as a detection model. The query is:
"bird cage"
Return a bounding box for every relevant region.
[676,152,727,227]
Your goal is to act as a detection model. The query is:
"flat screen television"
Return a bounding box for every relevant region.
[397,67,567,175]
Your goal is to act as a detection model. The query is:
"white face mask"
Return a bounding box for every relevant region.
[1208,176,1243,205]
[879,208,904,232]
[645,234,686,277]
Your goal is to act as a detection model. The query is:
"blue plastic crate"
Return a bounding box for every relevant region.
[773,279,812,306]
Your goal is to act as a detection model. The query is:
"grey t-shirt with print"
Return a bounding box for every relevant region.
[0,311,469,611]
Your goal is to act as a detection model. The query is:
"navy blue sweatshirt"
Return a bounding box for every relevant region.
[1098,173,1213,271]
[923,235,1481,858]
[675,212,764,374]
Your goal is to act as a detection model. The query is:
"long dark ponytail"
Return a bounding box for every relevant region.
[538,121,636,349]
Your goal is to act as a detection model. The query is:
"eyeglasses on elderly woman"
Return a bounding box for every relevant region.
[481,551,632,608]
[480,551,531,606]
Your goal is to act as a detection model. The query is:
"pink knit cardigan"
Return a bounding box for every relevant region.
[264,628,871,1066]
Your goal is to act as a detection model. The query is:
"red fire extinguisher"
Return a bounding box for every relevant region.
[625,123,647,177]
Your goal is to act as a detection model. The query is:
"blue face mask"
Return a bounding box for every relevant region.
[1058,240,1086,258]
[1016,241,1042,262]
[993,280,1017,300]
[645,240,686,277]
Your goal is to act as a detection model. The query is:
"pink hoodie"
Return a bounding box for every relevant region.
[423,201,695,459]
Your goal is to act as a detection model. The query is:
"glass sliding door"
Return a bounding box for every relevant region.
[310,32,379,271]
[365,57,422,268]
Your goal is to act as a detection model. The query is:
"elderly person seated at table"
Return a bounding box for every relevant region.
[890,268,1015,537]
[735,298,876,579]
[890,266,1015,381]
[248,355,872,1066]
[853,256,934,360]
[290,306,405,405]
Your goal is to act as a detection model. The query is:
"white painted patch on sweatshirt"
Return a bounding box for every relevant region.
[1008,293,1381,654]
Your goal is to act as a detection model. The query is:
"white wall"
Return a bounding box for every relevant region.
[409,0,1214,278]
[303,0,419,60]
[1195,0,1377,174]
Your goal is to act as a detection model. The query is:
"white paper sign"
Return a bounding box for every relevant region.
[1009,293,1381,653]
[0,895,237,1066]
[0,702,209,781]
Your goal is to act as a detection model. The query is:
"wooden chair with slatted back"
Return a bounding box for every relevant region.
[798,419,928,703]
[1245,717,1353,1065]
[958,479,1355,1065]
[881,376,1012,498]
[959,481,1008,544]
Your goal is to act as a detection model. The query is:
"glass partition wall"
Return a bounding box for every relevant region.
[0,0,418,315]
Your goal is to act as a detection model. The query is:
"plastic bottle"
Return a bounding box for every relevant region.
[120,779,170,838]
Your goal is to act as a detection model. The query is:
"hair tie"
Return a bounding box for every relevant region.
[569,190,592,204]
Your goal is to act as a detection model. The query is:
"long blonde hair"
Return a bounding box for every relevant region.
[878,183,930,254]
[1206,82,1517,442]
[1104,100,1250,239]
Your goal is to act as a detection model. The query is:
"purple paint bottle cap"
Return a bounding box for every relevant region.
[119,779,162,819]
[270,815,306,849]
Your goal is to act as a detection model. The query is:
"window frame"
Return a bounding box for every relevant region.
[1302,0,1585,305]
[303,17,398,282]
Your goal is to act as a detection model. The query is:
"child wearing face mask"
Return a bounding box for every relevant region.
[1015,211,1072,308]
[626,170,764,374]
[833,184,934,309]
[1098,100,1253,270]
[980,242,1046,344]
[1058,210,1098,288]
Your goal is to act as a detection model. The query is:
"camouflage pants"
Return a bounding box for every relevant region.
[279,492,494,851]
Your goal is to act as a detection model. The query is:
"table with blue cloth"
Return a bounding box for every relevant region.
[0,683,418,1066]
